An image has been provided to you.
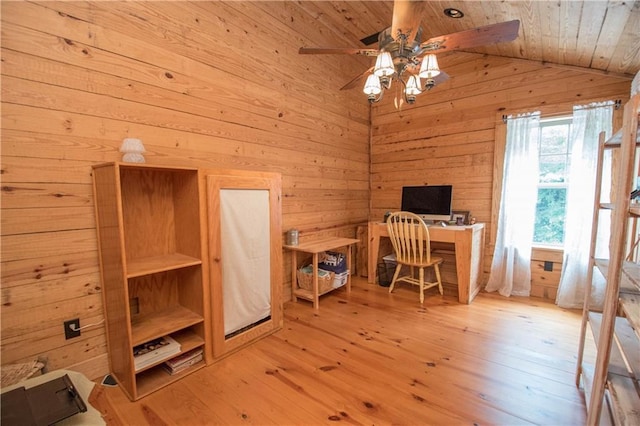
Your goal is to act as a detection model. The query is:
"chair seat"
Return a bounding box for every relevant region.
[401,256,443,268]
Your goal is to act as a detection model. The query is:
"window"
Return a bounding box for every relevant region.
[534,117,572,246]
[491,102,613,299]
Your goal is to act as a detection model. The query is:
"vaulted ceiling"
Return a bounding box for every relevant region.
[297,0,640,83]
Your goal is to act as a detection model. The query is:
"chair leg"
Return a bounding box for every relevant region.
[434,264,443,295]
[388,264,402,293]
[419,267,425,304]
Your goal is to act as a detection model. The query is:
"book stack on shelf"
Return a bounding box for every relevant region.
[163,348,204,375]
[133,336,181,372]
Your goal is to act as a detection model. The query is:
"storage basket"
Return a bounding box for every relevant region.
[297,265,334,293]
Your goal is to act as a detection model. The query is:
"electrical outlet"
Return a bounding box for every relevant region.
[64,318,81,339]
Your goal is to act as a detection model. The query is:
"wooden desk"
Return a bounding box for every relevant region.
[285,237,360,309]
[368,222,485,304]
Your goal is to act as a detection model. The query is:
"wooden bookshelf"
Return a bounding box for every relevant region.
[92,163,209,400]
[576,94,640,425]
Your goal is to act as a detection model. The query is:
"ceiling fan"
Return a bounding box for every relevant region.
[299,0,520,107]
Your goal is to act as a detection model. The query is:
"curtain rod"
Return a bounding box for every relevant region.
[501,99,622,123]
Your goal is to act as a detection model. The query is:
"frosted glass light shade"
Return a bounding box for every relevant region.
[120,138,146,163]
[373,52,394,77]
[419,54,440,79]
[363,74,382,95]
[405,75,422,95]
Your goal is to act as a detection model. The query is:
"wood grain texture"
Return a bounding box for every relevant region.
[1,1,368,378]
[90,276,594,425]
[0,0,633,380]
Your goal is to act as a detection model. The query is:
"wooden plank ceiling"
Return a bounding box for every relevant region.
[295,0,640,89]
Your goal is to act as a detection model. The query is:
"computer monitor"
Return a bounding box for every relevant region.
[400,185,453,223]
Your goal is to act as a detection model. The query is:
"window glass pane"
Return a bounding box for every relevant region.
[533,117,571,245]
[539,154,568,182]
[539,125,569,155]
[534,188,566,245]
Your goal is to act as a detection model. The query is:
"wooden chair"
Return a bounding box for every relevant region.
[386,211,444,303]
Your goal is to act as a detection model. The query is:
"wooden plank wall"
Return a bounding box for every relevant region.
[1,1,370,379]
[369,52,631,301]
[1,0,633,381]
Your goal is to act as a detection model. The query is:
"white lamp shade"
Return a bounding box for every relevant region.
[405,75,422,96]
[363,74,382,95]
[120,138,145,153]
[373,52,394,77]
[419,54,440,79]
[120,138,146,163]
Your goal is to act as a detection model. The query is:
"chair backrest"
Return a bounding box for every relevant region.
[386,211,432,266]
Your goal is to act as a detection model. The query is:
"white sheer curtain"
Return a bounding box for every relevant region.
[556,102,614,309]
[486,112,540,297]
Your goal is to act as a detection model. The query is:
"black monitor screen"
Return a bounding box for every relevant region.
[400,185,453,222]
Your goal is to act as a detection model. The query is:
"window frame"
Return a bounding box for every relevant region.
[533,116,573,247]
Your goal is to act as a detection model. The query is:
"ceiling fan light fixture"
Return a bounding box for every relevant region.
[363,74,382,96]
[444,8,464,19]
[419,54,440,79]
[405,75,422,96]
[373,51,394,77]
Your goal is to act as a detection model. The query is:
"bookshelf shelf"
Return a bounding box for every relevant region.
[126,254,202,278]
[135,359,205,399]
[130,306,204,347]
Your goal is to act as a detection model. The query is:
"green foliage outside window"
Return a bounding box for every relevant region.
[534,188,566,245]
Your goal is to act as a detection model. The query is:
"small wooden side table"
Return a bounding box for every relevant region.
[284,237,360,309]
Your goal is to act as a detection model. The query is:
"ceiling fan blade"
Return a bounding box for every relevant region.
[340,67,374,91]
[420,20,520,53]
[360,31,381,46]
[299,47,379,56]
[391,0,425,44]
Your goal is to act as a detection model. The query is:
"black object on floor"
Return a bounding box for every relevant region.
[1,374,87,426]
[101,374,117,387]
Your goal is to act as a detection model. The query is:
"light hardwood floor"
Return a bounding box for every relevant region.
[91,276,593,425]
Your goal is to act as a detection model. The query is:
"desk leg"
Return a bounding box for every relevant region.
[312,253,319,309]
[368,222,380,284]
[291,251,298,303]
[346,244,352,294]
[454,229,473,304]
